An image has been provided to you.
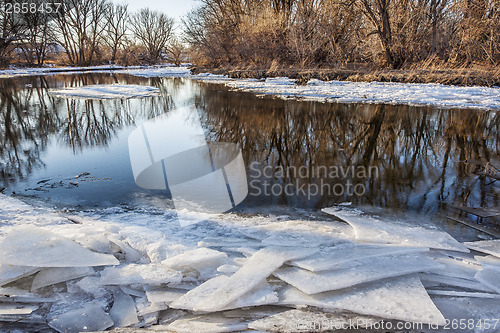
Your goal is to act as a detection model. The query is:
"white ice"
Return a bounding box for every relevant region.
[0,226,119,267]
[279,275,447,325]
[0,303,39,315]
[109,290,139,328]
[162,247,227,269]
[474,268,500,294]
[48,303,114,333]
[464,239,500,258]
[275,253,442,294]
[31,267,94,291]
[323,207,469,252]
[146,289,185,304]
[0,265,39,286]
[49,84,160,99]
[98,264,182,286]
[291,244,428,272]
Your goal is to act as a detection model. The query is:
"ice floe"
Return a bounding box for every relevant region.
[109,290,139,328]
[465,239,500,258]
[48,303,114,333]
[49,84,160,99]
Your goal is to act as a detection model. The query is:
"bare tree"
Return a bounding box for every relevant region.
[130,8,174,63]
[167,38,187,66]
[103,3,128,64]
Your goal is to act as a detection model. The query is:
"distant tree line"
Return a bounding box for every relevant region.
[183,0,500,69]
[0,0,185,66]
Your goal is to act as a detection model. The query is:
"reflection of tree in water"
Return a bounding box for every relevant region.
[198,86,500,212]
[0,74,176,185]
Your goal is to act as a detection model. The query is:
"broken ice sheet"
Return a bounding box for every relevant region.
[31,267,94,290]
[248,309,379,333]
[291,244,428,272]
[99,264,182,286]
[162,248,227,268]
[323,207,468,252]
[474,268,500,294]
[48,303,114,333]
[426,290,500,298]
[279,275,446,325]
[0,226,119,267]
[419,273,494,293]
[146,288,185,304]
[174,247,316,312]
[166,314,248,333]
[0,303,39,315]
[464,239,500,258]
[109,290,139,328]
[275,253,442,294]
[0,265,39,286]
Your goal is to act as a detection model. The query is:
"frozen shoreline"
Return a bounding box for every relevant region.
[1,194,500,332]
[1,65,499,110]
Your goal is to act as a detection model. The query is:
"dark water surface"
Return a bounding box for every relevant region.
[0,73,498,220]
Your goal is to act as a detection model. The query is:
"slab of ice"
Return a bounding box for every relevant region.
[419,274,494,292]
[31,267,94,290]
[279,275,446,325]
[99,264,182,286]
[0,226,119,267]
[110,290,139,328]
[49,84,160,99]
[48,303,114,333]
[464,239,500,258]
[170,275,278,312]
[146,289,185,304]
[474,268,500,294]
[181,247,316,312]
[275,254,442,294]
[291,244,428,272]
[249,309,378,332]
[426,253,482,280]
[0,303,39,315]
[162,248,227,269]
[426,290,500,298]
[166,315,248,333]
[0,265,40,286]
[323,208,469,252]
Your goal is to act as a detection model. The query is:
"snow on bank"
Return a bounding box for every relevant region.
[1,194,499,332]
[115,66,191,78]
[49,84,160,99]
[192,76,500,110]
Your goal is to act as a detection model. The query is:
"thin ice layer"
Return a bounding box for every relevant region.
[474,268,500,294]
[419,274,494,293]
[99,264,182,286]
[275,254,442,294]
[279,275,446,325]
[166,315,248,333]
[48,303,114,333]
[323,208,468,252]
[464,239,500,258]
[0,265,39,286]
[146,289,185,304]
[291,245,428,272]
[0,226,119,267]
[31,267,94,290]
[0,304,39,315]
[49,84,160,99]
[109,290,139,328]
[186,247,317,312]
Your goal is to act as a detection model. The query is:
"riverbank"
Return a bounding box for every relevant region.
[191,66,500,87]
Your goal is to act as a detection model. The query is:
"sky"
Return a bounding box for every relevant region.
[120,0,199,23]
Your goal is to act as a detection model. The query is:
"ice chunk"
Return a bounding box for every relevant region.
[166,315,248,333]
[419,274,494,292]
[0,226,119,267]
[475,255,500,269]
[0,303,38,315]
[146,288,185,304]
[275,254,442,294]
[279,275,446,325]
[162,248,227,268]
[464,239,500,258]
[291,244,428,272]
[177,247,316,312]
[475,268,500,294]
[248,309,378,332]
[99,264,182,286]
[426,254,482,280]
[49,84,160,99]
[31,267,94,290]
[108,235,143,263]
[137,302,169,316]
[48,303,114,333]
[323,208,468,252]
[0,265,39,286]
[110,290,139,328]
